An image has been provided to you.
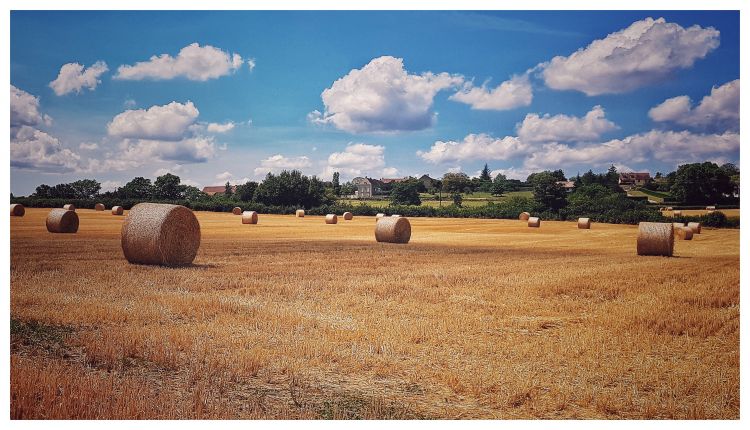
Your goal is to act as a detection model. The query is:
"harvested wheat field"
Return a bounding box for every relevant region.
[10,208,739,419]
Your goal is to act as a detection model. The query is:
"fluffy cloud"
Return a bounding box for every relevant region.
[206,121,236,133]
[649,79,739,131]
[253,154,312,176]
[516,105,618,143]
[216,171,233,182]
[310,56,463,133]
[154,165,187,177]
[490,166,536,181]
[10,85,51,129]
[11,126,80,172]
[79,142,99,150]
[100,180,123,193]
[319,143,401,179]
[49,61,108,96]
[117,136,216,164]
[542,17,720,95]
[449,74,532,110]
[417,133,527,164]
[108,101,199,141]
[114,43,248,81]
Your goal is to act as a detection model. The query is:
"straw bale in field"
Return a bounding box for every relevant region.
[46,209,79,233]
[528,217,540,228]
[343,212,353,220]
[121,203,200,266]
[63,204,75,211]
[375,216,411,244]
[325,214,338,224]
[519,212,530,221]
[95,203,105,211]
[242,211,258,224]
[10,204,24,217]
[232,207,242,215]
[296,209,305,217]
[112,206,124,215]
[637,222,674,256]
[687,222,701,234]
[577,218,591,229]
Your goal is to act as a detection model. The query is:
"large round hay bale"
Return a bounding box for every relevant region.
[10,204,25,217]
[46,209,79,233]
[637,222,674,256]
[673,210,682,216]
[296,209,305,218]
[63,204,75,211]
[95,203,105,211]
[676,226,694,240]
[121,203,200,267]
[343,212,353,220]
[577,218,591,229]
[112,206,124,215]
[528,217,540,228]
[375,216,411,244]
[519,212,530,221]
[232,207,242,215]
[375,213,385,218]
[325,214,338,224]
[687,222,701,234]
[242,211,258,224]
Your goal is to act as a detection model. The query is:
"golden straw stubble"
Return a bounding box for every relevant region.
[375,216,411,243]
[46,209,79,233]
[637,222,674,256]
[121,203,201,267]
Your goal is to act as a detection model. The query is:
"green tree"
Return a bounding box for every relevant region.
[390,179,422,205]
[120,177,154,199]
[442,172,470,194]
[478,164,493,193]
[451,192,463,207]
[69,179,101,199]
[183,186,206,201]
[491,173,507,196]
[532,172,568,211]
[33,184,52,198]
[224,181,233,197]
[49,183,76,199]
[670,162,733,204]
[528,170,566,186]
[332,172,341,196]
[153,173,182,200]
[253,170,328,208]
[235,181,258,202]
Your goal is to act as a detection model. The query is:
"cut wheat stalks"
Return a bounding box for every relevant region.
[112,206,124,216]
[121,203,200,267]
[519,212,530,221]
[10,204,25,217]
[637,222,674,256]
[242,211,258,224]
[95,203,105,211]
[325,214,338,224]
[46,209,79,233]
[375,216,411,244]
[577,218,591,229]
[528,217,541,228]
[343,212,353,220]
[687,222,702,234]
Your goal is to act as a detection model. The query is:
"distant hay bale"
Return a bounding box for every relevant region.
[343,212,353,220]
[666,207,673,211]
[46,209,79,233]
[577,218,591,229]
[296,209,305,218]
[376,213,385,218]
[232,207,242,215]
[95,203,105,211]
[391,214,401,218]
[112,206,124,215]
[519,212,530,221]
[121,203,200,267]
[63,204,75,211]
[10,204,25,217]
[676,226,694,240]
[706,206,716,211]
[242,211,258,224]
[687,222,702,234]
[375,216,411,244]
[637,222,674,257]
[528,217,540,228]
[672,222,685,229]
[673,210,682,216]
[325,214,338,224]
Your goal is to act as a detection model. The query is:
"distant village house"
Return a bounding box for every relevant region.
[618,172,651,186]
[202,185,237,196]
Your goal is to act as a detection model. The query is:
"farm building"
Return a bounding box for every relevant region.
[556,180,576,192]
[202,185,238,196]
[618,172,651,186]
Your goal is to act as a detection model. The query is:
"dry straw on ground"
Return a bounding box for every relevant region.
[296,210,305,218]
[375,216,411,243]
[242,211,258,224]
[578,218,591,229]
[325,214,338,224]
[637,222,674,256]
[232,207,242,215]
[343,212,353,220]
[676,226,694,241]
[120,203,201,267]
[46,209,79,233]
[528,217,541,228]
[687,222,702,234]
[95,203,105,211]
[10,204,25,217]
[63,204,75,211]
[519,212,530,221]
[112,206,124,216]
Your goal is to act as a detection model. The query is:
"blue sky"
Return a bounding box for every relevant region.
[10,10,740,195]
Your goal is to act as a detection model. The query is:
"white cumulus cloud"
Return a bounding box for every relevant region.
[107,101,199,141]
[649,79,739,131]
[542,17,720,95]
[417,133,528,164]
[11,85,52,129]
[114,43,248,81]
[516,105,619,143]
[49,61,109,96]
[449,74,532,110]
[254,154,312,176]
[11,126,81,172]
[206,121,236,133]
[310,56,463,133]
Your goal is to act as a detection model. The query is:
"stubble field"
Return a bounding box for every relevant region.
[10,208,739,419]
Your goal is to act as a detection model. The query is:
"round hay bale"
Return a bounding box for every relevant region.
[232,207,242,215]
[242,211,258,224]
[375,213,385,218]
[112,206,124,215]
[687,222,701,234]
[46,209,79,233]
[577,217,591,229]
[296,209,305,218]
[528,217,540,228]
[325,214,338,224]
[10,204,25,217]
[673,210,682,216]
[637,222,674,256]
[63,204,75,211]
[666,207,673,211]
[95,203,105,211]
[343,212,353,220]
[519,212,530,221]
[672,222,685,229]
[676,226,694,240]
[375,216,411,244]
[121,203,200,267]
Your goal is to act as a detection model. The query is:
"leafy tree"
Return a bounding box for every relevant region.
[478,164,493,193]
[479,163,492,181]
[442,172,470,194]
[183,186,206,201]
[153,173,183,200]
[224,181,233,197]
[235,181,258,202]
[120,177,154,199]
[34,184,52,198]
[340,181,356,196]
[50,183,77,199]
[491,173,507,196]
[69,179,101,199]
[253,170,328,208]
[527,169,566,186]
[532,172,568,211]
[452,192,463,207]
[670,162,734,204]
[332,172,341,196]
[390,179,422,206]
